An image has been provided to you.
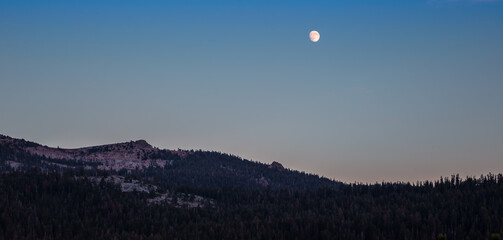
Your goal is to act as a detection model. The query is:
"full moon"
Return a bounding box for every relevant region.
[309,30,320,42]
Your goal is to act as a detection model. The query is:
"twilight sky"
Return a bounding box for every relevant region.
[1,0,503,183]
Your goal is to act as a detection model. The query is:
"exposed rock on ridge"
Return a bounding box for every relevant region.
[23,139,175,171]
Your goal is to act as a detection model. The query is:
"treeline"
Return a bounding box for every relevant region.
[143,150,341,190]
[0,170,502,239]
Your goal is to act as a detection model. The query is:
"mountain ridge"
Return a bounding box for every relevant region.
[0,134,341,190]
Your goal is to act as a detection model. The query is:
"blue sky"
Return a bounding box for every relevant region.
[1,0,503,183]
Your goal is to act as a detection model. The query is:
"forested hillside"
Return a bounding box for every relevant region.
[0,170,502,239]
[1,134,503,239]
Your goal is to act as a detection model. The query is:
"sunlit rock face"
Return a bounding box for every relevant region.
[11,137,183,171]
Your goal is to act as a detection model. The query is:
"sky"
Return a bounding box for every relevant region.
[1,0,503,183]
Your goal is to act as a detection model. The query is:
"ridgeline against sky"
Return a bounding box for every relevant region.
[1,0,502,183]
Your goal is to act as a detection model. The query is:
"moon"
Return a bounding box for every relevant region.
[309,30,320,42]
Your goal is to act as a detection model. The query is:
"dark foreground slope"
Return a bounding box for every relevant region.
[1,170,503,239]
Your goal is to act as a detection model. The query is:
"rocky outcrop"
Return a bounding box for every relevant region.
[19,139,174,171]
[269,161,285,171]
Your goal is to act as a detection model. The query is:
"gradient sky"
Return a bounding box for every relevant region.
[1,0,503,183]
